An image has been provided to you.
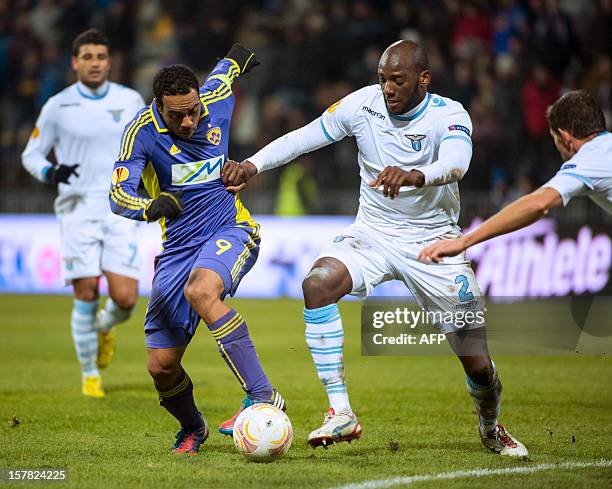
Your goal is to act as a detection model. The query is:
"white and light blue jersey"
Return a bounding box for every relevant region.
[22,81,145,217]
[250,85,473,241]
[544,131,612,214]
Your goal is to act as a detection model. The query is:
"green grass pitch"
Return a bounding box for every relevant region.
[1,296,611,488]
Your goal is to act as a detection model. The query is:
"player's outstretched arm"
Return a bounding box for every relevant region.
[417,187,563,263]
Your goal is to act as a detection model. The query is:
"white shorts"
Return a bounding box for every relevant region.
[58,212,141,285]
[317,223,485,334]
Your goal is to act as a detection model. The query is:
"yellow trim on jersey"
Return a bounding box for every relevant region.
[110,185,149,212]
[150,103,168,133]
[119,112,153,161]
[200,84,232,108]
[217,340,247,389]
[114,185,148,206]
[119,111,151,161]
[234,195,260,238]
[141,162,167,243]
[110,193,143,211]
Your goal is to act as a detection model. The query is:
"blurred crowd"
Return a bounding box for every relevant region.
[1,0,611,214]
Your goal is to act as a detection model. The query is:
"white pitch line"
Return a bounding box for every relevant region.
[328,459,612,489]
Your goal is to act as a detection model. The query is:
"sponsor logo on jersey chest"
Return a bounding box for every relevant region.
[171,155,224,186]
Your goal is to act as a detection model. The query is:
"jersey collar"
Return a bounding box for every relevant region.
[76,81,110,100]
[150,100,169,133]
[388,93,431,121]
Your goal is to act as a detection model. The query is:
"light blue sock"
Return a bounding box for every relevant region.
[71,299,99,377]
[96,298,133,333]
[304,304,352,413]
[466,363,502,436]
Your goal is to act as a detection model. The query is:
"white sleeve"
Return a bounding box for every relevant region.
[543,173,590,206]
[420,136,472,186]
[21,100,57,182]
[249,117,334,173]
[420,109,473,186]
[249,93,357,173]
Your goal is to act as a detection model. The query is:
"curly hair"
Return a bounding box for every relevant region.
[546,90,606,139]
[72,29,110,57]
[153,65,200,105]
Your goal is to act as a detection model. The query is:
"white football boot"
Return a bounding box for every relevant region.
[307,407,362,448]
[481,424,528,457]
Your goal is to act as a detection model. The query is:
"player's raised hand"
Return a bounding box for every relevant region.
[145,190,184,222]
[369,167,425,198]
[45,163,80,184]
[223,160,258,193]
[225,44,260,75]
[418,236,467,264]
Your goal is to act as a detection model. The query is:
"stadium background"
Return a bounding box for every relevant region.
[0,0,611,297]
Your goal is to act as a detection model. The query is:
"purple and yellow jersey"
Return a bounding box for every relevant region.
[109,58,257,250]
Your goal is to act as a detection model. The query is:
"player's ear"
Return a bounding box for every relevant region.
[71,56,79,71]
[419,70,431,88]
[558,128,572,145]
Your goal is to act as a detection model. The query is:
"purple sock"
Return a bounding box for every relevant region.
[156,369,203,430]
[208,309,273,401]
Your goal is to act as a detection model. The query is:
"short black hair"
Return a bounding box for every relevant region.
[72,29,110,57]
[152,64,200,105]
[546,90,606,139]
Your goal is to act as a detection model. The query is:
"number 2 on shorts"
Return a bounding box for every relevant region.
[455,274,474,302]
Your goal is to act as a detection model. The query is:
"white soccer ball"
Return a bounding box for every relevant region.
[232,403,293,462]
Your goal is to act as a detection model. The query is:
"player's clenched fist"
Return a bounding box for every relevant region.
[222,160,258,193]
[144,191,184,222]
[368,166,425,198]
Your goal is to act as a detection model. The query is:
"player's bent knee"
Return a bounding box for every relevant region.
[147,353,180,380]
[73,277,100,302]
[466,360,494,385]
[112,294,137,311]
[302,268,344,307]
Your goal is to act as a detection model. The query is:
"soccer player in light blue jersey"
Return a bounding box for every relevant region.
[22,29,145,398]
[224,40,527,456]
[418,90,611,262]
[109,45,284,454]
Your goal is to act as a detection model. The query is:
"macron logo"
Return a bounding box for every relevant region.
[362,106,386,120]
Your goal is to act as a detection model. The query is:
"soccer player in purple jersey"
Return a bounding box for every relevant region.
[109,45,284,454]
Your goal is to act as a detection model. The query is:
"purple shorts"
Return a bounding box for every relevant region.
[144,225,259,349]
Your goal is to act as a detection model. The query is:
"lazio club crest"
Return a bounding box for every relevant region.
[207,127,222,146]
[107,109,124,122]
[405,134,427,151]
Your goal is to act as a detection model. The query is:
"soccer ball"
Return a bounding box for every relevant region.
[232,403,293,462]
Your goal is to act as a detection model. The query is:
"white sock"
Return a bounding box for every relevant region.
[71,299,100,378]
[304,304,352,414]
[96,298,132,333]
